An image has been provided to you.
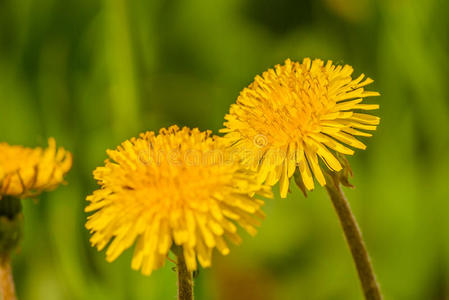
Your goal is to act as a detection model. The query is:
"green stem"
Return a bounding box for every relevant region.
[0,255,17,300]
[325,173,383,300]
[0,197,22,300]
[176,251,194,300]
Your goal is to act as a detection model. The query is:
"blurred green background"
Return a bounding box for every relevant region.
[1,0,449,299]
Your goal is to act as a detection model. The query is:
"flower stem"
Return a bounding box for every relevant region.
[0,255,17,300]
[325,173,383,300]
[176,251,194,300]
[0,196,22,300]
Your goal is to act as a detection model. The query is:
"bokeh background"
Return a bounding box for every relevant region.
[1,0,449,299]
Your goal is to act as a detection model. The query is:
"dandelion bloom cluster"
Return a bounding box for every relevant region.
[85,126,271,275]
[0,138,72,199]
[221,58,380,197]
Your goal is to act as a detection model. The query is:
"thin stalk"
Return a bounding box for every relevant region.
[325,173,383,300]
[0,255,17,300]
[176,251,194,300]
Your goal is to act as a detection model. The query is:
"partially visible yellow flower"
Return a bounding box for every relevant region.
[221,58,380,197]
[0,138,72,199]
[85,126,271,275]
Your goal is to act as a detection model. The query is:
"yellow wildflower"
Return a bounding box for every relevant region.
[0,138,72,199]
[221,58,380,197]
[85,126,271,275]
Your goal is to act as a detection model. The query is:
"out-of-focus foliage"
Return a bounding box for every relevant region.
[0,0,448,299]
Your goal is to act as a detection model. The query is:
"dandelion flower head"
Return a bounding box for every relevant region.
[0,138,72,199]
[85,126,271,275]
[221,58,380,197]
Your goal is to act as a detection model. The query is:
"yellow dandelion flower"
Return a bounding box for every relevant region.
[221,58,380,198]
[0,138,72,199]
[85,125,271,275]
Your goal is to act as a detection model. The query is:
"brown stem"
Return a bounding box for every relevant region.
[325,173,383,300]
[176,251,194,300]
[0,255,17,300]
